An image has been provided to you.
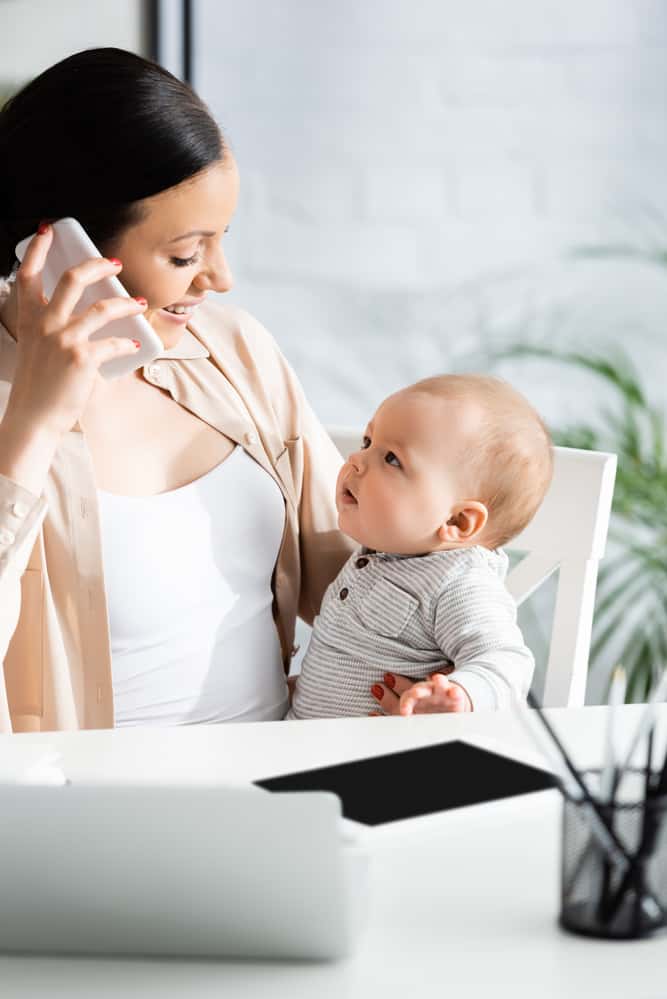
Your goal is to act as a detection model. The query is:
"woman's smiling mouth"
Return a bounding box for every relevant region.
[157,296,206,324]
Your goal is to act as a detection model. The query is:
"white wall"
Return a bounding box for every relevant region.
[0,0,146,86]
[194,0,667,426]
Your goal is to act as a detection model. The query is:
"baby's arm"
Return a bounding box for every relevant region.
[426,567,535,712]
[390,670,472,715]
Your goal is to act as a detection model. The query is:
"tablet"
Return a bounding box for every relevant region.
[255,739,556,826]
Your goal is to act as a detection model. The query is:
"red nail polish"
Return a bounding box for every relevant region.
[134,297,147,306]
[108,257,122,266]
[383,673,396,689]
[131,339,141,349]
[37,222,50,235]
[371,684,384,701]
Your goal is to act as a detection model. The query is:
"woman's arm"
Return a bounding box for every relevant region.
[0,226,149,725]
[0,407,58,730]
[293,396,356,624]
[0,464,47,713]
[0,412,61,495]
[224,306,356,625]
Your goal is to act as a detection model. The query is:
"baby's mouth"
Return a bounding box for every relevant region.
[341,484,358,505]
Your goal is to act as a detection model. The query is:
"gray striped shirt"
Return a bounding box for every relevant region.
[287,546,534,719]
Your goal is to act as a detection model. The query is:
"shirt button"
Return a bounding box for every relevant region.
[339,587,349,601]
[11,501,29,518]
[244,431,257,446]
[355,557,369,569]
[147,364,161,382]
[0,527,15,545]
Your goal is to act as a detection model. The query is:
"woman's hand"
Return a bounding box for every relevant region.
[0,224,148,493]
[7,226,146,435]
[4,223,147,440]
[370,668,473,716]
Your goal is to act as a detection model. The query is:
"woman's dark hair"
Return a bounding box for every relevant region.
[0,47,225,277]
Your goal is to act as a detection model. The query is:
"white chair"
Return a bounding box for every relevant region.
[327,426,617,709]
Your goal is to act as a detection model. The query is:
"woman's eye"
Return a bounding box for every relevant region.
[385,451,401,468]
[170,253,200,268]
[361,436,371,450]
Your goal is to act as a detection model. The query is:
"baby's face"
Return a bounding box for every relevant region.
[336,390,479,555]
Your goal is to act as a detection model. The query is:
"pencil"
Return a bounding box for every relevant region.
[525,692,631,871]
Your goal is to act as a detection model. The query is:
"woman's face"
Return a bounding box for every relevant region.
[108,156,240,349]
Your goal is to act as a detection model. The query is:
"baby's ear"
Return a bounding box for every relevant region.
[438,502,488,544]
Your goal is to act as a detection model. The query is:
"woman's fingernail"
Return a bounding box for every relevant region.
[37,222,50,235]
[108,257,122,267]
[371,684,384,701]
[131,339,141,349]
[383,673,396,689]
[134,297,147,306]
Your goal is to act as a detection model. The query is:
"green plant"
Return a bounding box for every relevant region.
[502,345,667,702]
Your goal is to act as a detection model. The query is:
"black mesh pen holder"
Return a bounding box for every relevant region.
[560,769,667,940]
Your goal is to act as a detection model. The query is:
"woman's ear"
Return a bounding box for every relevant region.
[437,502,489,544]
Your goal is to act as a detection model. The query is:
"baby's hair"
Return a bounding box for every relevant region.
[408,374,553,548]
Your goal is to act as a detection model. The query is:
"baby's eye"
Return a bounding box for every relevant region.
[360,436,371,450]
[385,451,401,468]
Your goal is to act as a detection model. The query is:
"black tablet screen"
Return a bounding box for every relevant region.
[255,739,556,826]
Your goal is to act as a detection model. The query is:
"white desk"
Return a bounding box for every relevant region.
[0,706,665,999]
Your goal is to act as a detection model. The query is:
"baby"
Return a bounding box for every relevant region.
[287,374,553,719]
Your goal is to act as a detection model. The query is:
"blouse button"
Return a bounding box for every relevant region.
[0,527,15,546]
[339,587,349,600]
[355,557,369,569]
[147,364,161,382]
[11,500,29,518]
[244,431,257,446]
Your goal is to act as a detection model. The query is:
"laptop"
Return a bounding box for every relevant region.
[0,737,554,959]
[0,782,368,960]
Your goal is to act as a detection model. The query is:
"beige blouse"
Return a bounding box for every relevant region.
[0,297,355,733]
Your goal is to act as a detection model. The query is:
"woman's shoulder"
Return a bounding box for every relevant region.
[191,298,280,357]
[189,298,306,424]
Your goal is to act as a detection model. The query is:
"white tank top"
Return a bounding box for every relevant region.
[97,446,288,726]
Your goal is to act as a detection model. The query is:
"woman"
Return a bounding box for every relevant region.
[0,48,449,733]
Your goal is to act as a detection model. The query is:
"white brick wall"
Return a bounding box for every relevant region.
[196,0,667,412]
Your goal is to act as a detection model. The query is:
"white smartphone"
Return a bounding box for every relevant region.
[14,217,163,380]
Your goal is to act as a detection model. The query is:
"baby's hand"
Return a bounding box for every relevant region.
[399,673,472,715]
[370,671,472,716]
